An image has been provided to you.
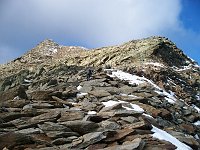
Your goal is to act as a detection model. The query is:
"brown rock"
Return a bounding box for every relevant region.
[57,110,85,122]
[102,138,145,150]
[179,123,196,135]
[0,99,29,108]
[17,110,61,129]
[89,90,111,98]
[0,132,33,150]
[30,90,53,101]
[61,120,99,135]
[0,85,27,102]
[74,132,107,149]
[104,128,135,142]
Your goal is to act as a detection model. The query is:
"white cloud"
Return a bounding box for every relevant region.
[0,0,182,47]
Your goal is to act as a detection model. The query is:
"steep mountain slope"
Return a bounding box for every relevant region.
[0,36,199,149]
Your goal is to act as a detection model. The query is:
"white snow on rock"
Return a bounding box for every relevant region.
[144,62,165,67]
[87,111,97,115]
[143,113,154,118]
[102,100,144,113]
[49,48,57,54]
[24,79,32,83]
[108,70,177,104]
[109,70,145,85]
[151,125,192,150]
[194,121,200,126]
[192,104,200,113]
[196,94,200,101]
[119,93,141,98]
[77,85,82,91]
[195,134,200,140]
[77,92,88,98]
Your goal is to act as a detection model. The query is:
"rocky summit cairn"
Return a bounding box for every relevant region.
[0,36,199,150]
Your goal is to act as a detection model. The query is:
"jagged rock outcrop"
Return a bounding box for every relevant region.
[0,36,199,150]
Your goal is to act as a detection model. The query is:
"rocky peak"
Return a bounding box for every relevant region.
[0,36,200,149]
[19,39,60,63]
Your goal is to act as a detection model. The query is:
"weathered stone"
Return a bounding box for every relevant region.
[30,90,53,101]
[51,96,73,107]
[86,143,107,150]
[17,110,60,129]
[89,90,111,98]
[119,85,136,95]
[74,132,106,149]
[15,128,43,134]
[0,85,27,102]
[46,131,79,139]
[0,112,32,122]
[113,109,143,117]
[120,116,139,123]
[79,85,93,93]
[62,88,78,98]
[51,138,73,145]
[99,120,121,130]
[179,123,196,135]
[104,128,135,142]
[0,132,33,150]
[102,138,145,150]
[94,86,119,95]
[123,121,152,130]
[57,110,85,122]
[61,120,99,135]
[0,99,29,108]
[38,122,72,132]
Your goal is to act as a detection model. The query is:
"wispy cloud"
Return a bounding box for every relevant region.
[0,0,199,64]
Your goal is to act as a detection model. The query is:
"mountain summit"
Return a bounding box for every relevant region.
[0,36,199,149]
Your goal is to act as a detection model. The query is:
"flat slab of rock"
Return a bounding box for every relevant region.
[57,110,85,122]
[38,122,72,132]
[61,120,99,135]
[102,138,145,150]
[46,131,79,139]
[89,90,111,98]
[0,85,27,102]
[0,132,33,150]
[15,128,43,134]
[17,110,60,129]
[0,99,29,108]
[73,132,106,149]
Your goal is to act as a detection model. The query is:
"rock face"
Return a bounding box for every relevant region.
[0,36,199,150]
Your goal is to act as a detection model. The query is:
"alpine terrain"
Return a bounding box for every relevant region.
[0,36,199,150]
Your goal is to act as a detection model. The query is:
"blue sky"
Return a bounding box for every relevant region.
[0,0,199,64]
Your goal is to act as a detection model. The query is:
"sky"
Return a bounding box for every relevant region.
[0,0,199,64]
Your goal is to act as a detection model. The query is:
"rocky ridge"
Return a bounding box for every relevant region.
[0,36,200,150]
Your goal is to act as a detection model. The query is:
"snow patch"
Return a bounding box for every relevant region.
[196,94,200,101]
[109,70,145,85]
[192,104,200,113]
[77,85,82,91]
[77,93,88,98]
[143,113,154,118]
[194,121,200,126]
[102,100,144,113]
[194,134,200,140]
[24,79,32,83]
[151,125,192,150]
[108,69,177,104]
[87,111,97,115]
